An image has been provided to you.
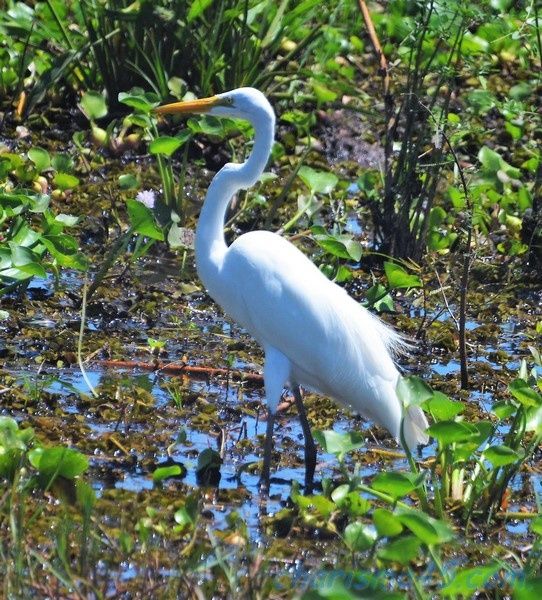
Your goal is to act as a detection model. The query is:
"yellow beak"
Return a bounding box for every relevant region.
[154,95,221,116]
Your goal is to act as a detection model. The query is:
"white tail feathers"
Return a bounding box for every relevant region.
[401,405,430,451]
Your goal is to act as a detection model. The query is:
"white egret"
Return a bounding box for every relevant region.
[155,88,429,491]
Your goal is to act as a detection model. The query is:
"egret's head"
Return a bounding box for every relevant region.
[155,87,274,125]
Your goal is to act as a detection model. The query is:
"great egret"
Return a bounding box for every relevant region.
[155,88,429,491]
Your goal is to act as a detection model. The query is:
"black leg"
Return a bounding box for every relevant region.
[260,411,275,494]
[292,386,316,494]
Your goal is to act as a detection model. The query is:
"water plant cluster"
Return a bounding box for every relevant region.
[0,0,541,597]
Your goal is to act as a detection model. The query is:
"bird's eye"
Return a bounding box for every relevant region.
[225,97,233,105]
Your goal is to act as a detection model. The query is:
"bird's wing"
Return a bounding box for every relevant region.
[220,231,397,392]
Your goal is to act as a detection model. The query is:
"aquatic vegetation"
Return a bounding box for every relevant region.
[0,0,541,597]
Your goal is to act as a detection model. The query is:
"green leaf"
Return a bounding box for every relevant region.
[427,420,479,445]
[373,508,404,537]
[479,146,503,172]
[314,236,362,262]
[395,507,454,545]
[343,521,376,552]
[298,166,338,195]
[425,392,464,421]
[118,90,159,112]
[441,563,500,596]
[377,535,421,564]
[149,136,185,157]
[174,494,199,527]
[295,494,336,518]
[531,516,542,536]
[312,82,338,104]
[509,379,542,407]
[80,91,108,120]
[397,376,434,409]
[28,147,50,172]
[152,465,183,482]
[365,283,394,312]
[118,174,139,190]
[32,446,88,480]
[513,576,542,600]
[188,0,214,22]
[483,445,522,467]
[53,172,79,190]
[126,199,164,241]
[372,472,419,499]
[384,262,422,289]
[314,430,364,460]
[331,487,371,516]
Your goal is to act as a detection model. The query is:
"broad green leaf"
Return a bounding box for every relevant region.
[531,516,542,536]
[365,283,394,312]
[425,392,464,421]
[331,486,371,516]
[118,90,159,112]
[55,214,79,227]
[372,472,419,499]
[298,166,338,195]
[397,376,433,409]
[32,446,88,480]
[53,172,79,190]
[152,465,183,482]
[295,494,336,518]
[28,147,50,172]
[314,430,364,460]
[427,420,479,445]
[483,445,522,467]
[126,199,164,241]
[377,535,421,564]
[149,136,184,157]
[509,379,542,407]
[441,563,500,596]
[80,91,108,120]
[395,507,454,545]
[384,262,422,289]
[513,576,542,600]
[343,521,376,552]
[373,508,403,537]
[118,174,139,190]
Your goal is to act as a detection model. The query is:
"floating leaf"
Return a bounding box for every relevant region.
[395,507,454,545]
[314,430,364,460]
[28,147,50,172]
[372,472,419,499]
[373,508,403,537]
[441,563,500,596]
[53,172,79,190]
[377,535,421,564]
[343,522,376,552]
[384,262,422,289]
[298,166,338,195]
[152,464,184,482]
[30,446,88,480]
[397,376,434,409]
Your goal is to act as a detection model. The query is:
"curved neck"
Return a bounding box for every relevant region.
[195,114,275,287]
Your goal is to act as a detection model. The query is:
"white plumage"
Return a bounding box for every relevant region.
[156,88,429,489]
